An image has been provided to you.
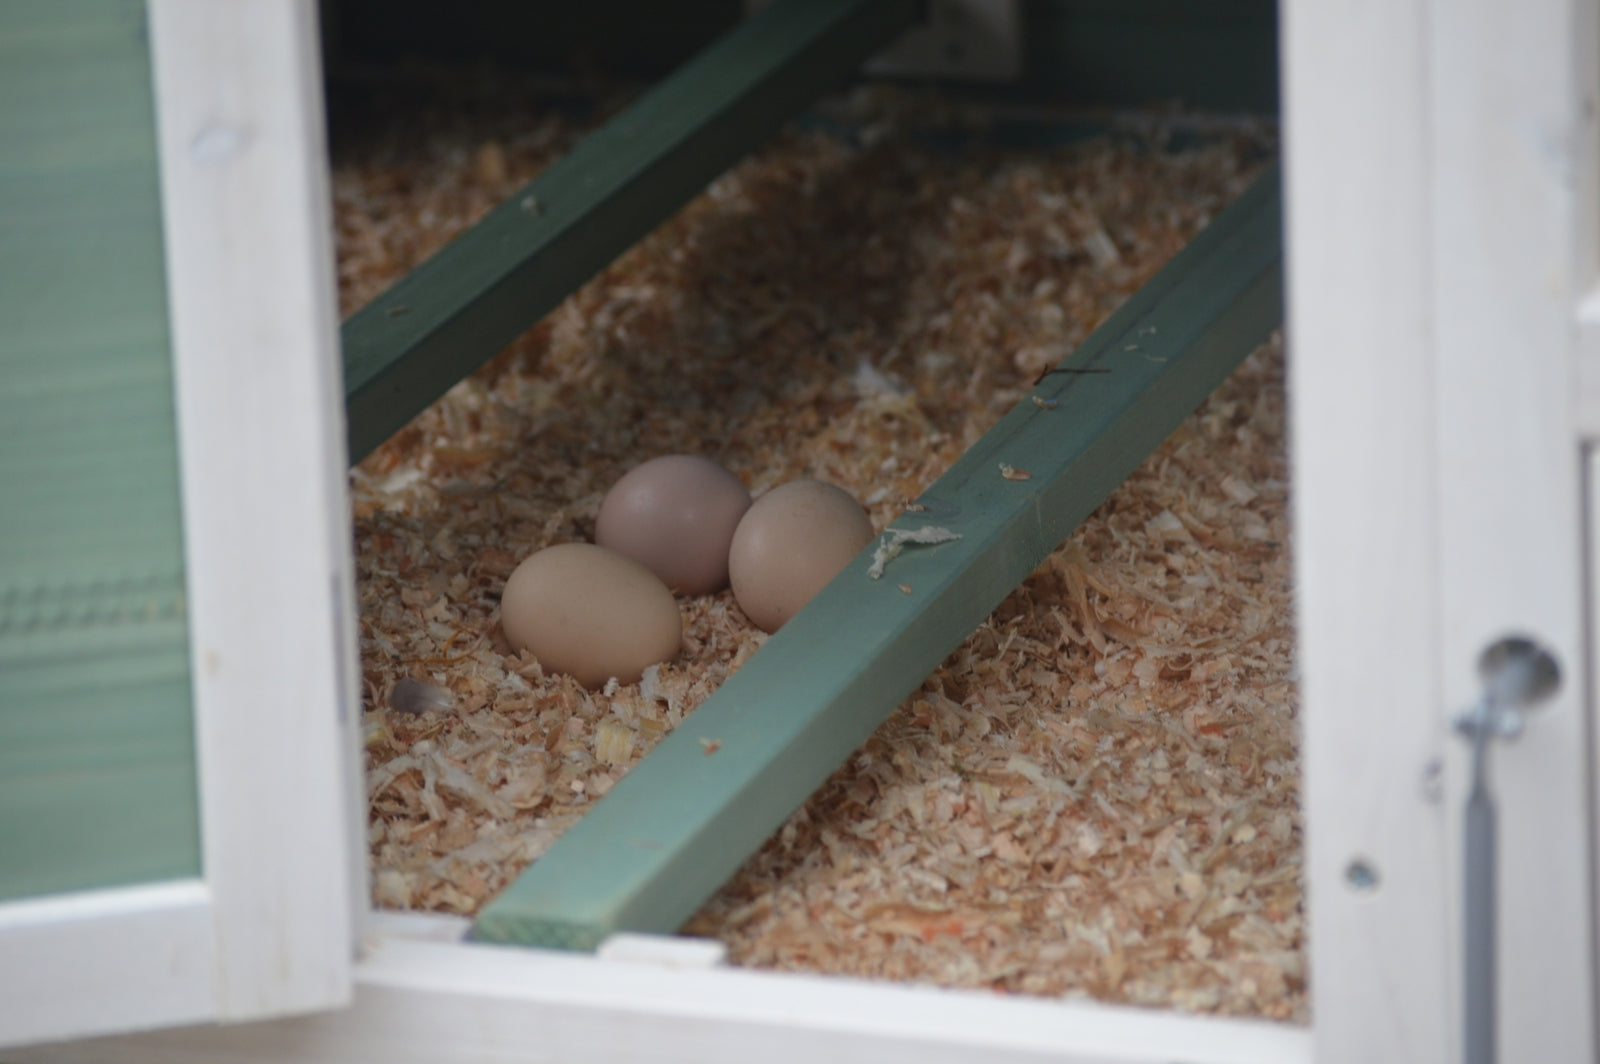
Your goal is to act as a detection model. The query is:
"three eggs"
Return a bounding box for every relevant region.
[499,455,874,688]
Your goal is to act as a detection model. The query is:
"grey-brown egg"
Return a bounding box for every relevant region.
[596,455,752,595]
[500,543,681,688]
[728,479,875,633]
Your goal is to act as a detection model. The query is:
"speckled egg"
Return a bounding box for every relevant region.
[595,455,752,595]
[728,479,875,633]
[500,543,681,688]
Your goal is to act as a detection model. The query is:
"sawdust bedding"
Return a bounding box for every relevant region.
[332,71,1301,1023]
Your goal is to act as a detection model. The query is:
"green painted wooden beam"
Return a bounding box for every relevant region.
[472,164,1284,950]
[341,0,920,463]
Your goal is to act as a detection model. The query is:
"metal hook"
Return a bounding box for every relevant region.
[1455,636,1560,744]
[1477,635,1561,710]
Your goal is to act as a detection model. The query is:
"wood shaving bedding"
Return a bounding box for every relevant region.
[332,71,1300,1022]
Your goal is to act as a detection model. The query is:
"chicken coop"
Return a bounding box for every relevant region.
[1,1,1595,1062]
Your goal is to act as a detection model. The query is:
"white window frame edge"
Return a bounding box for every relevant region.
[1283,0,1454,1055]
[0,883,215,1049]
[1572,0,1600,439]
[1290,0,1600,1061]
[0,0,361,1050]
[14,923,1313,1064]
[1579,0,1600,1059]
[149,0,363,1022]
[1427,0,1596,1061]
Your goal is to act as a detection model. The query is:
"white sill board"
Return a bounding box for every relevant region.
[15,931,1312,1064]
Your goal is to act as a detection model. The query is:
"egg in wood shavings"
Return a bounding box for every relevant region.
[728,479,875,633]
[500,543,681,688]
[595,454,752,595]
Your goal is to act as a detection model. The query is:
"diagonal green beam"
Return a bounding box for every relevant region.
[341,0,920,463]
[473,166,1284,951]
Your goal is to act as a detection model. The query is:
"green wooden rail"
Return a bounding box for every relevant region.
[472,165,1284,950]
[341,0,919,463]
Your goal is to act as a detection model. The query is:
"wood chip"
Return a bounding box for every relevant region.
[333,71,1297,1022]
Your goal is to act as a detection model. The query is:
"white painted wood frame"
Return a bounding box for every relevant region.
[14,924,1313,1064]
[1572,0,1600,435]
[0,0,360,1050]
[1283,4,1452,1057]
[1429,2,1596,1061]
[1287,0,1598,1061]
[150,0,364,1025]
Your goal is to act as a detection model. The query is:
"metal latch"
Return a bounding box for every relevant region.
[1452,636,1561,1064]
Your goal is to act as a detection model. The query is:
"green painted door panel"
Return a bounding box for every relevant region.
[0,0,202,901]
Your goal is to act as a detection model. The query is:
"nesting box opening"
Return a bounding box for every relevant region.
[334,67,1299,1022]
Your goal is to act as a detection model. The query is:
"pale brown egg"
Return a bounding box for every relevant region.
[595,455,752,595]
[500,543,681,688]
[728,479,875,633]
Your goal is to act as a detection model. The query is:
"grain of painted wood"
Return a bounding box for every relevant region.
[1282,4,1453,1057]
[341,0,919,463]
[148,0,359,1022]
[8,935,1314,1064]
[473,166,1284,950]
[1427,0,1595,1057]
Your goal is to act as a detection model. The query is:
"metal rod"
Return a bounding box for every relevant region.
[1464,745,1496,1064]
[1453,636,1559,1064]
[340,0,920,463]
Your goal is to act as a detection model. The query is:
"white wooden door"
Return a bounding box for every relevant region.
[0,0,362,1049]
[1286,0,1599,1061]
